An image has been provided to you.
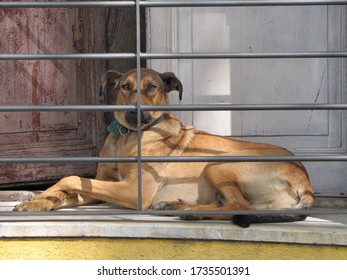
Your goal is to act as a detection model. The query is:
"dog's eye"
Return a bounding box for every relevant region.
[148,84,157,91]
[121,84,130,91]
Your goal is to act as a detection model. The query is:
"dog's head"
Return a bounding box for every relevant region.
[100,68,183,130]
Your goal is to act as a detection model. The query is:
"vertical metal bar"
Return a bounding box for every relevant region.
[135,0,143,211]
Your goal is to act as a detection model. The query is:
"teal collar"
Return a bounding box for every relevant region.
[107,114,165,135]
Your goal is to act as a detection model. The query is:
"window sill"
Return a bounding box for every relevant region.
[0,201,346,246]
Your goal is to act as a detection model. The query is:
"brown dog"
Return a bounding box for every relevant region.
[14,68,315,227]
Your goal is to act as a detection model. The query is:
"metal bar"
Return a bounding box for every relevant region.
[2,155,347,164]
[0,105,135,112]
[1,52,346,61]
[142,51,347,59]
[2,208,346,218]
[0,53,135,61]
[0,1,135,8]
[0,157,137,164]
[142,155,347,162]
[142,103,347,111]
[1,104,347,112]
[142,0,347,7]
[1,1,347,9]
[136,0,143,211]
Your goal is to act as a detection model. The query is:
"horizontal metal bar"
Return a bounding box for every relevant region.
[1,52,346,61]
[143,51,347,59]
[0,1,346,9]
[2,155,347,164]
[142,155,347,162]
[0,105,136,112]
[143,104,347,111]
[0,53,135,61]
[1,208,346,218]
[143,0,347,7]
[0,157,137,164]
[0,1,135,8]
[1,104,347,112]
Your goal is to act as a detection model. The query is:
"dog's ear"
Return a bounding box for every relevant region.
[99,70,123,97]
[160,72,183,101]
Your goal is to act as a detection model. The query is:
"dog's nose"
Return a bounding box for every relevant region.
[125,110,152,124]
[125,110,138,124]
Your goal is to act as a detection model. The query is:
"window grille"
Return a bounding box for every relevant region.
[0,0,347,218]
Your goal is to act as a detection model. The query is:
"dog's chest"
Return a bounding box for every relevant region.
[115,132,181,157]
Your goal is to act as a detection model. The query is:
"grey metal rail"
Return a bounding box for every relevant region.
[1,104,347,112]
[2,155,347,164]
[0,52,346,61]
[142,51,347,59]
[1,208,346,218]
[1,1,347,9]
[0,53,135,60]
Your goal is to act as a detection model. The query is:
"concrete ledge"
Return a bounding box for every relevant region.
[0,202,346,246]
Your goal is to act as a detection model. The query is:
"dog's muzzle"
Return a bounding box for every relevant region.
[125,110,152,125]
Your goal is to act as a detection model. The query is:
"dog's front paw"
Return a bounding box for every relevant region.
[13,199,55,212]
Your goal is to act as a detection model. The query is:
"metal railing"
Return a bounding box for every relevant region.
[0,1,346,218]
[0,0,347,8]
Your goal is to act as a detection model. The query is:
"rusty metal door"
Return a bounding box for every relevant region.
[0,7,107,187]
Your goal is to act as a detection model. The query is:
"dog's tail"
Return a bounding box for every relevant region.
[232,213,308,228]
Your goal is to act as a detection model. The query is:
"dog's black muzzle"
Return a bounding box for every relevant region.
[125,110,152,125]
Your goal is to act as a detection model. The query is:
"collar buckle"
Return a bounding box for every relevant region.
[119,125,130,136]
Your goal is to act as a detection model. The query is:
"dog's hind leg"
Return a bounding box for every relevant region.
[153,163,250,220]
[152,199,247,221]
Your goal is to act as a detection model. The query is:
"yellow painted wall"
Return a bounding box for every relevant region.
[0,238,346,260]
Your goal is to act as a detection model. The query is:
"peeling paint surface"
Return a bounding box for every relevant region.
[0,8,77,134]
[0,8,107,185]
